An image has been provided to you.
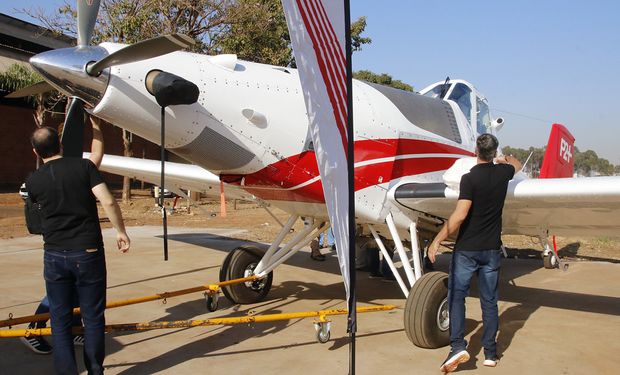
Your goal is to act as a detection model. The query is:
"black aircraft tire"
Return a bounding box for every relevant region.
[219,246,273,304]
[404,271,450,349]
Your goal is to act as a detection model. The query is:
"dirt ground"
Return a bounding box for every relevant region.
[1,190,619,262]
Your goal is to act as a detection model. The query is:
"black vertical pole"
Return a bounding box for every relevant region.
[160,106,169,261]
[344,1,356,374]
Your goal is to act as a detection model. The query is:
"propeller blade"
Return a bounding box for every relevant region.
[4,82,53,98]
[86,34,195,76]
[61,98,86,158]
[77,0,102,46]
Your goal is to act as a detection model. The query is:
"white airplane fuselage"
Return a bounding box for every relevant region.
[90,43,487,228]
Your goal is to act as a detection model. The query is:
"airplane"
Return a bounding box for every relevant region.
[7,0,620,349]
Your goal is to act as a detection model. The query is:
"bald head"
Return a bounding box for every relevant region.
[31,127,61,158]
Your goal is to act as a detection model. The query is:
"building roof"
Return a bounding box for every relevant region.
[0,13,76,66]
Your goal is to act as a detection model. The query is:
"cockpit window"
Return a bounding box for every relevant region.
[448,83,473,124]
[423,84,450,99]
[476,97,491,134]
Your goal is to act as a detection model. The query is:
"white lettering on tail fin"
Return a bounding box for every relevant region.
[560,137,573,163]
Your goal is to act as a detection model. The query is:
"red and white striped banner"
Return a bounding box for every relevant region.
[282,0,351,299]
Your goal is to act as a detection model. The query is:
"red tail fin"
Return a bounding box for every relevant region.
[539,123,575,178]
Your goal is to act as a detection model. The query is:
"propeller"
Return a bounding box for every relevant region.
[77,0,102,47]
[4,81,54,98]
[57,0,102,157]
[86,34,194,76]
[60,98,86,158]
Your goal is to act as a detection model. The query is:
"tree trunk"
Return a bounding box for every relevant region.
[122,130,133,203]
[33,96,45,169]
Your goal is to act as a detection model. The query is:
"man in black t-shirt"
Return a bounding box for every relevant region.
[428,134,521,373]
[22,118,105,356]
[27,126,130,375]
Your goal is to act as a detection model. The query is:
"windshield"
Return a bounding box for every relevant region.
[423,84,450,99]
[476,97,491,134]
[448,83,472,124]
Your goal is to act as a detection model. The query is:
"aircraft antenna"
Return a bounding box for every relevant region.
[439,76,451,99]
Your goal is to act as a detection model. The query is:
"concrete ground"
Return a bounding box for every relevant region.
[0,226,618,375]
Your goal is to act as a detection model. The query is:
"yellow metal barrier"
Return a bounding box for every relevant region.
[0,276,257,328]
[0,305,396,338]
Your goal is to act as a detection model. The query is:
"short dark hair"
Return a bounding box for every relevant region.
[31,127,61,158]
[476,133,499,162]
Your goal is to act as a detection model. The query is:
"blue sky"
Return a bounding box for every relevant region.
[350,1,620,164]
[2,1,619,163]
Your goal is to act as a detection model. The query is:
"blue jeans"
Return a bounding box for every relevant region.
[319,229,335,247]
[448,249,501,358]
[44,249,107,375]
[30,295,82,329]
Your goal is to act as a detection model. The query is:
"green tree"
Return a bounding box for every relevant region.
[574,149,598,176]
[31,0,231,53]
[503,145,616,177]
[351,16,371,52]
[217,0,291,66]
[31,0,372,65]
[216,0,372,65]
[353,70,413,92]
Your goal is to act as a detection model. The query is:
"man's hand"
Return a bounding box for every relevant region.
[117,232,130,253]
[428,240,440,263]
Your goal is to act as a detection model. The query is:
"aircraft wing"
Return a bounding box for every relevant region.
[391,176,620,238]
[87,153,255,201]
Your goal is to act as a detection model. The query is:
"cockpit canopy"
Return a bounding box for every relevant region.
[420,79,491,135]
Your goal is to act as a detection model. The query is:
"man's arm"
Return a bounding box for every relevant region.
[89,117,104,169]
[427,199,472,263]
[92,183,130,252]
[496,154,522,172]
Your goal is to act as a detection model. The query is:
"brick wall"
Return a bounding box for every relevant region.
[0,103,161,190]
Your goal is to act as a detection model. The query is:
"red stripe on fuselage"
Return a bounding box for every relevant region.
[220,138,474,203]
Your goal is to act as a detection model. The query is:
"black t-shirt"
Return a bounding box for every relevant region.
[455,162,515,251]
[26,157,105,250]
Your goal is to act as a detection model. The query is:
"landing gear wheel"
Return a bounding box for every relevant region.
[205,293,218,312]
[543,253,559,269]
[404,271,450,348]
[315,322,331,344]
[219,246,273,304]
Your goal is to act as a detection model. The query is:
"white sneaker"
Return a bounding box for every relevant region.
[483,358,498,367]
[440,349,470,373]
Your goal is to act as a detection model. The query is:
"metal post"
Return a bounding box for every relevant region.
[344,1,356,373]
[160,106,168,261]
